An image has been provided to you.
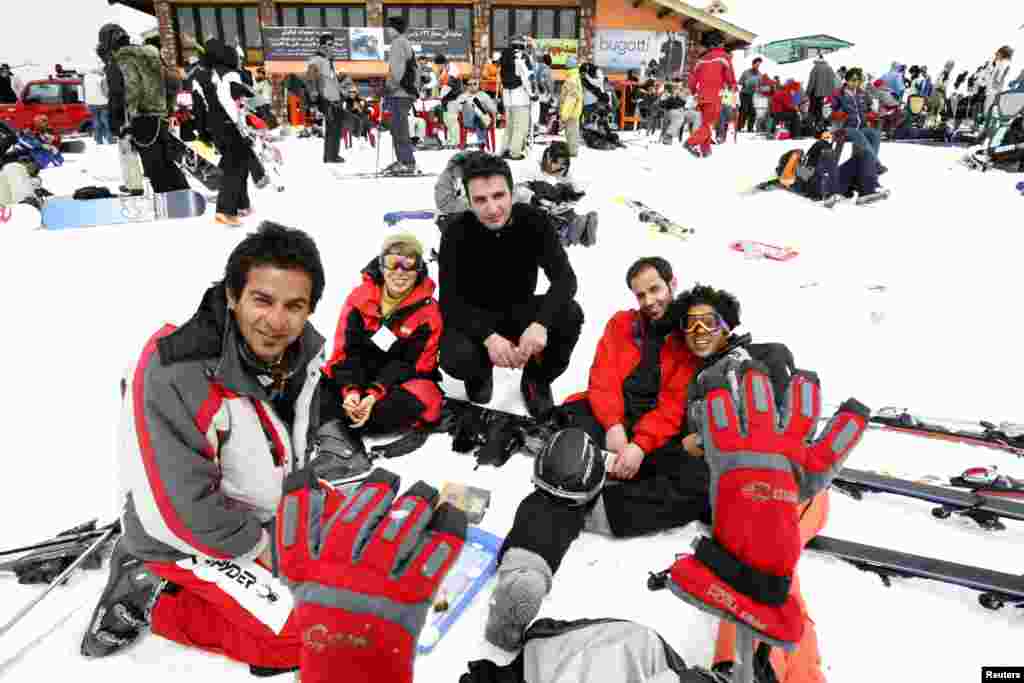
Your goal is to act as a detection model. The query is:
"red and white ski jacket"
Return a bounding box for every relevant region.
[688,48,737,105]
[566,310,698,455]
[118,284,326,564]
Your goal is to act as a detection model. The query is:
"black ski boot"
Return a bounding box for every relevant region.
[81,537,169,657]
[311,419,371,484]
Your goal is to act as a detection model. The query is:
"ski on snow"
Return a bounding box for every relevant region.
[866,407,1024,457]
[833,468,1024,531]
[806,535,1024,611]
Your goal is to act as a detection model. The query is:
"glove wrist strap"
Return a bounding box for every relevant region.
[692,536,791,606]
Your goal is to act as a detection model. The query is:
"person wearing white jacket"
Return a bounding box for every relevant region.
[500,36,535,160]
[84,66,113,144]
[983,46,1015,116]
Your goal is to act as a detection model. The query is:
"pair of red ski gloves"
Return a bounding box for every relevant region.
[665,361,869,645]
[276,467,466,683]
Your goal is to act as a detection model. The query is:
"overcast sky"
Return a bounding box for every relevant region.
[2,0,1021,80]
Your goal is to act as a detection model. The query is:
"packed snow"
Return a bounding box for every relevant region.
[0,130,1020,681]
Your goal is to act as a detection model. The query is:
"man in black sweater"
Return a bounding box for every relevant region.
[438,154,583,418]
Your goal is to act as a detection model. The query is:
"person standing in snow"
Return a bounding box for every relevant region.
[483,257,704,651]
[199,39,259,225]
[932,59,956,122]
[982,46,1015,115]
[559,56,583,156]
[736,57,762,133]
[305,33,345,164]
[500,36,536,161]
[97,23,189,195]
[383,16,419,175]
[806,49,837,124]
[84,64,113,145]
[684,30,736,157]
[437,153,582,418]
[0,64,22,104]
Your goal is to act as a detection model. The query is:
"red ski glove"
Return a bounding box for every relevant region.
[665,362,868,644]
[276,468,466,683]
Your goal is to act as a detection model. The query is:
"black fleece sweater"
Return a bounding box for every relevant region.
[438,203,577,342]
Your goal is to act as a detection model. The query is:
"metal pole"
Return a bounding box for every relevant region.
[733,627,755,683]
[0,524,118,640]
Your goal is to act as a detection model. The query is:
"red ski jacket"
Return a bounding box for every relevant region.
[688,48,737,104]
[566,310,698,455]
[323,264,442,407]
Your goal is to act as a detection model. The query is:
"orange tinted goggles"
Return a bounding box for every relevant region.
[380,253,420,272]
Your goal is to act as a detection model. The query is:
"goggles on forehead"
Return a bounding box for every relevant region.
[683,311,728,334]
[380,253,420,272]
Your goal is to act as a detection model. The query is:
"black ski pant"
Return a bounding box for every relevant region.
[499,397,712,574]
[216,131,251,216]
[809,95,826,123]
[322,100,343,162]
[130,115,189,194]
[440,296,584,386]
[385,96,416,166]
[738,93,756,132]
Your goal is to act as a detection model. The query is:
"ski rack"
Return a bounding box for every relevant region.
[807,535,1024,611]
[833,468,1024,531]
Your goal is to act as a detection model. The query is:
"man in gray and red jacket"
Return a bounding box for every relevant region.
[80,222,351,675]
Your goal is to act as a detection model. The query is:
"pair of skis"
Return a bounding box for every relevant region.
[866,406,1024,458]
[612,196,695,240]
[833,467,1024,531]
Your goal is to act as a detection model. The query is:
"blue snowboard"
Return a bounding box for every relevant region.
[41,190,207,230]
[384,210,436,226]
[416,526,502,654]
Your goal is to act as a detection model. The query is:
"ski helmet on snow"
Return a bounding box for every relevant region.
[541,141,571,176]
[533,428,606,506]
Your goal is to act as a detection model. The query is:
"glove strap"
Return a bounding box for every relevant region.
[692,536,791,606]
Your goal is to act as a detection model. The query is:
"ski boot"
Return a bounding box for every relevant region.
[311,419,371,484]
[81,537,169,657]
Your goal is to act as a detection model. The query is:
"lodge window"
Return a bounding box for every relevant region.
[174,6,266,61]
[276,5,368,28]
[491,7,578,49]
[385,5,473,34]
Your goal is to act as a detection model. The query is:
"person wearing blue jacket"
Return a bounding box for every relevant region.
[830,68,885,174]
[881,62,906,100]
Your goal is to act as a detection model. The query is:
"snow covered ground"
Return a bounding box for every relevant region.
[0,130,1021,681]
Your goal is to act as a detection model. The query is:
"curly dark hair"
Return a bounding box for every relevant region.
[224,221,326,312]
[670,283,741,331]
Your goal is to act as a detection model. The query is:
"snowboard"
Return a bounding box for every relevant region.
[331,168,439,181]
[613,197,694,239]
[417,526,502,654]
[60,139,87,154]
[833,467,1024,531]
[167,134,223,192]
[806,535,1024,611]
[730,240,799,261]
[0,204,42,231]
[384,210,436,226]
[868,407,1024,458]
[41,190,207,230]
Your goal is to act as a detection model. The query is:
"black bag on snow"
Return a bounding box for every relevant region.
[73,186,116,200]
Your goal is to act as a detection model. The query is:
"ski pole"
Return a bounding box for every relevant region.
[0,522,119,640]
[0,520,116,559]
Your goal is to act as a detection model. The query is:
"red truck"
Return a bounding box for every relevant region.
[0,78,91,135]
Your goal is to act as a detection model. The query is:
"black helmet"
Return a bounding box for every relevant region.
[533,429,606,506]
[541,141,571,176]
[702,30,725,49]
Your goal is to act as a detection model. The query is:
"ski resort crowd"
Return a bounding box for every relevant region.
[2,14,1023,683]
